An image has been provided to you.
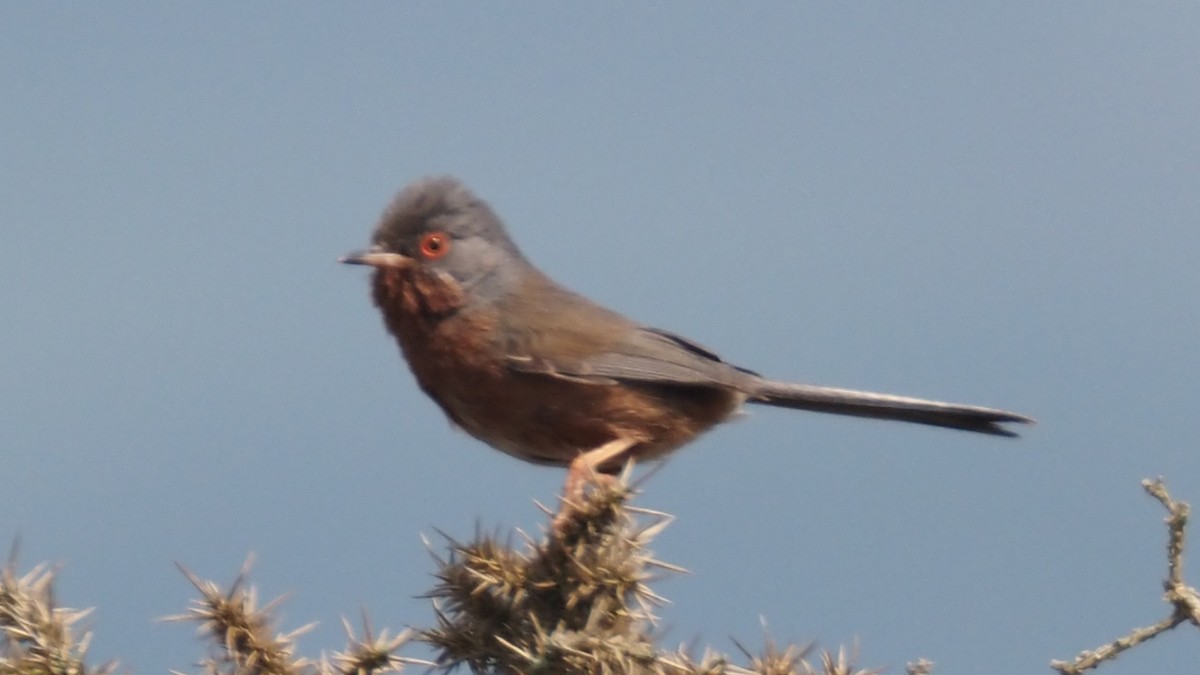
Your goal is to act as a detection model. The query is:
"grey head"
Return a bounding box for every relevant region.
[342,176,532,298]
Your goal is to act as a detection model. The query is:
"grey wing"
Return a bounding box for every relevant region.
[505,326,759,389]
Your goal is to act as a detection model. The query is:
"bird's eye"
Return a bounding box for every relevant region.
[418,232,451,259]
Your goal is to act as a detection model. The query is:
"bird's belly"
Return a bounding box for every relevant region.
[420,365,743,470]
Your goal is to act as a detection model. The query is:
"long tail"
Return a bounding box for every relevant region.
[749,380,1034,437]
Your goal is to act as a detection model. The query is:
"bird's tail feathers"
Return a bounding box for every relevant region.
[749,380,1034,437]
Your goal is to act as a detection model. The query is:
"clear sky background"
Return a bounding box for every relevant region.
[3,4,1199,673]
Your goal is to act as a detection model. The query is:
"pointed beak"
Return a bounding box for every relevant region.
[339,247,414,268]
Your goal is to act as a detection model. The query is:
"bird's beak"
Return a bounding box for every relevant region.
[339,248,414,268]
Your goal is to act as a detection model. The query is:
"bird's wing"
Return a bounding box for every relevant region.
[505,325,757,389]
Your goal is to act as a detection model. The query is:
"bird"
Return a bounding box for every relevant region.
[341,177,1032,515]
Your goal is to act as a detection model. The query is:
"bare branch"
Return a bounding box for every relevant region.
[1051,479,1199,673]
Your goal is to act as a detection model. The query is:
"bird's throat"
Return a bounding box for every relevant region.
[372,267,466,320]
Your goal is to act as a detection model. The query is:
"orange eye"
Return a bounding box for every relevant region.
[418,232,451,259]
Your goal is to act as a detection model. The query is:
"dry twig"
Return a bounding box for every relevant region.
[1050,478,1199,673]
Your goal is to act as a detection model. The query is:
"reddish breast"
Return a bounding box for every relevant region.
[372,266,504,409]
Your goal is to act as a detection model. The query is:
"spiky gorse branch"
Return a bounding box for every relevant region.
[320,616,418,675]
[0,556,112,675]
[421,478,676,673]
[167,558,312,675]
[167,560,422,675]
[419,475,880,675]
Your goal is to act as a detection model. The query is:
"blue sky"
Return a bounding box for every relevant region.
[3,3,1199,672]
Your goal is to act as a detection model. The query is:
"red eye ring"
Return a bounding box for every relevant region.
[419,232,451,259]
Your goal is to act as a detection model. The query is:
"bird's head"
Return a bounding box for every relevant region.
[341,177,530,314]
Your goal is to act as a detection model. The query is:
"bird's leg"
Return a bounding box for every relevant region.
[564,436,638,500]
[554,436,637,533]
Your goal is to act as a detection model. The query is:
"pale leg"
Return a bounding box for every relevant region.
[555,436,638,532]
